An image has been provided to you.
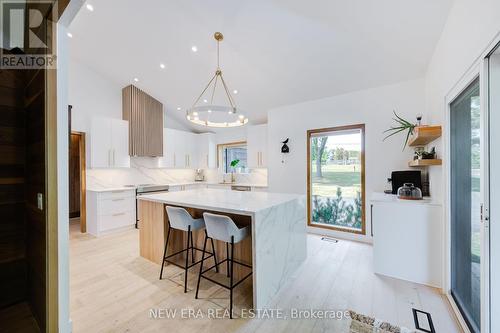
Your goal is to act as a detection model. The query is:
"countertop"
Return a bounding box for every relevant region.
[87,181,268,192]
[370,192,442,206]
[87,186,137,192]
[137,188,301,215]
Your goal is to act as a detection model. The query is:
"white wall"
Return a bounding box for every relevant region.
[267,79,425,240]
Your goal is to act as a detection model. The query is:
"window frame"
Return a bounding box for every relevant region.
[217,141,248,173]
[306,124,366,235]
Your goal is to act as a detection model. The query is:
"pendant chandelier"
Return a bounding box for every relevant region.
[186,32,248,128]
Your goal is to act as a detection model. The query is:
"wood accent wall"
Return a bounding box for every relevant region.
[25,65,47,331]
[122,85,163,157]
[0,58,27,309]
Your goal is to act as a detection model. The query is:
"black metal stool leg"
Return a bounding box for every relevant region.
[159,225,171,280]
[190,230,195,264]
[195,231,209,299]
[226,242,230,277]
[184,225,191,293]
[210,237,219,273]
[229,236,234,319]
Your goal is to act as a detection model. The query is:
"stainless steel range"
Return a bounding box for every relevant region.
[135,184,169,228]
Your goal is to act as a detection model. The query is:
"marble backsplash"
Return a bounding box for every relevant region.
[87,157,268,189]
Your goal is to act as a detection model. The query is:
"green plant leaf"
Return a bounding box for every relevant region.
[230,159,240,167]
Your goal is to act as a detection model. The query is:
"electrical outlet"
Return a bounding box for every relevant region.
[37,193,43,210]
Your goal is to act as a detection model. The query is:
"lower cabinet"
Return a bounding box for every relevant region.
[371,196,442,287]
[87,189,136,236]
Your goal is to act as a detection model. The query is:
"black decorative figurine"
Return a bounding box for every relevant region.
[281,138,290,153]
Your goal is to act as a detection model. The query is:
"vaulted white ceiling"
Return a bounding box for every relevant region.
[68,0,454,131]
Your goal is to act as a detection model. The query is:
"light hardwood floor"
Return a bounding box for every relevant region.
[69,221,462,333]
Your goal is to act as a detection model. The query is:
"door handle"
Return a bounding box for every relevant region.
[370,204,374,237]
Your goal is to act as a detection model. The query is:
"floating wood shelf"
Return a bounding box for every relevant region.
[408,159,442,167]
[408,126,442,147]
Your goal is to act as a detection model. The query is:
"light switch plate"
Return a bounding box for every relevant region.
[37,193,43,210]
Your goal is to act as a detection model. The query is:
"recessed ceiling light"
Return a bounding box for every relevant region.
[207,109,212,113]
[177,107,181,111]
[133,78,139,82]
[86,3,94,11]
[66,32,73,38]
[228,111,232,114]
[233,89,238,94]
[203,99,208,103]
[160,63,165,69]
[191,46,198,52]
[193,112,198,116]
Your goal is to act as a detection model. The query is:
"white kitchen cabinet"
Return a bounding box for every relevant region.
[90,117,130,168]
[371,193,442,287]
[87,189,136,236]
[197,133,216,169]
[247,124,268,168]
[160,128,211,169]
[184,132,199,168]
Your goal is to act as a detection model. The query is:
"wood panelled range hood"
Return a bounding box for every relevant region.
[122,85,164,157]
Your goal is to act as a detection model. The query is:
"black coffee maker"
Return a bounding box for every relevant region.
[388,170,423,195]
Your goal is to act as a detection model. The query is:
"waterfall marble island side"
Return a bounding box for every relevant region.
[137,189,307,309]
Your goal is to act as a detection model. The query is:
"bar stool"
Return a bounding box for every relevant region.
[160,206,218,293]
[195,212,252,319]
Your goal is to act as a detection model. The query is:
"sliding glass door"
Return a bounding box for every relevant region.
[487,43,500,333]
[450,77,481,333]
[307,125,365,234]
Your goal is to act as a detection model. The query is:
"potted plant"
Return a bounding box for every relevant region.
[383,111,417,150]
[230,159,240,183]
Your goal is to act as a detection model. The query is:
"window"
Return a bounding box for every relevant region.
[307,124,365,234]
[217,142,248,173]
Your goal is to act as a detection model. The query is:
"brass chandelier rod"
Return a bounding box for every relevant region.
[190,32,237,112]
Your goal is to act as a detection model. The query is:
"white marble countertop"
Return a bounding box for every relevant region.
[370,192,442,206]
[87,186,137,192]
[87,181,268,192]
[137,188,301,215]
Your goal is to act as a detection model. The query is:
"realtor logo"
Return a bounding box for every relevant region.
[0,0,57,69]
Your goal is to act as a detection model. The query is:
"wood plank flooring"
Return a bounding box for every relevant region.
[69,221,462,333]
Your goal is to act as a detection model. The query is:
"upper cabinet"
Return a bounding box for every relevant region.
[159,128,200,168]
[90,117,130,168]
[122,85,163,157]
[159,129,215,169]
[198,133,217,169]
[247,124,268,168]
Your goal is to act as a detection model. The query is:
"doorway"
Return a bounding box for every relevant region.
[307,124,366,234]
[449,77,481,333]
[69,131,86,233]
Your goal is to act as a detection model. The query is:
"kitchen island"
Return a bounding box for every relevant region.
[137,188,306,309]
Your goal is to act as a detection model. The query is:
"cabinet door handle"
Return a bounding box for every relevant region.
[113,149,116,166]
[112,212,126,217]
[370,204,374,237]
[108,149,111,167]
[112,198,125,202]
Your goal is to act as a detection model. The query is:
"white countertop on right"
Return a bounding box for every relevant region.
[370,192,442,206]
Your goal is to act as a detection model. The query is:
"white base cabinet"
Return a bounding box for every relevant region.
[371,193,442,287]
[87,189,136,236]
